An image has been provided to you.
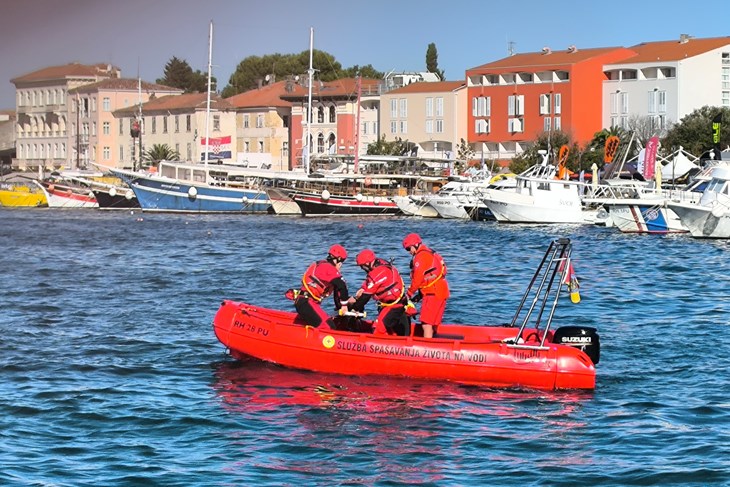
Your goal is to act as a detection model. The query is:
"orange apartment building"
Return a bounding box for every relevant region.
[466,46,636,163]
[280,77,381,169]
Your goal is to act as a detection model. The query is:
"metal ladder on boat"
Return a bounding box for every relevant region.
[505,238,576,349]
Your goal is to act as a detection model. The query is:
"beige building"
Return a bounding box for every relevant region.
[380,81,467,160]
[226,79,293,171]
[113,92,236,167]
[11,63,121,171]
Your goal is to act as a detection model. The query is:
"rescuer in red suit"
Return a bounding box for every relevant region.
[352,249,410,336]
[295,244,353,329]
[403,233,450,338]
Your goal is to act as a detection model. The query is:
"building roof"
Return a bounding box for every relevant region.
[68,78,181,94]
[620,35,730,63]
[387,81,465,94]
[10,62,121,84]
[280,77,382,100]
[113,92,233,116]
[468,46,627,71]
[226,80,293,108]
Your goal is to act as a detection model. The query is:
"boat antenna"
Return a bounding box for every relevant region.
[137,71,142,172]
[305,27,314,175]
[204,20,213,174]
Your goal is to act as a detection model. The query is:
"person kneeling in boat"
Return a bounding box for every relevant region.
[295,244,353,330]
[352,249,411,336]
[403,233,450,338]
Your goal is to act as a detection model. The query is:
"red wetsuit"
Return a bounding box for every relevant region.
[295,259,349,329]
[407,245,449,329]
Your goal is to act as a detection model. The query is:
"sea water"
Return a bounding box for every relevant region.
[1,210,729,486]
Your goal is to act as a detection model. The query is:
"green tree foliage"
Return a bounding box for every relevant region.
[366,135,412,156]
[509,130,583,173]
[143,144,180,163]
[662,106,730,156]
[456,138,475,161]
[425,43,445,81]
[221,50,383,98]
[156,57,217,93]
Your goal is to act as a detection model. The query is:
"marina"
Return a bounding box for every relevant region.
[1,210,730,485]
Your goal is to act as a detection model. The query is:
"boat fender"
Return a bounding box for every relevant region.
[188,187,198,198]
[109,187,117,197]
[88,191,95,198]
[374,196,381,205]
[552,326,600,365]
[355,193,363,202]
[321,189,330,201]
[242,196,249,205]
[125,189,134,200]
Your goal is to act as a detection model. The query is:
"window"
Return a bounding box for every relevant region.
[508,95,524,116]
[175,143,180,156]
[435,120,443,133]
[151,117,156,134]
[259,141,264,153]
[400,120,407,134]
[103,121,110,135]
[175,115,180,133]
[390,99,397,118]
[362,121,368,135]
[119,119,124,135]
[186,115,191,132]
[282,141,289,158]
[544,117,551,131]
[91,97,96,112]
[244,114,250,128]
[163,117,168,133]
[426,119,433,134]
[648,91,657,113]
[399,98,407,117]
[103,97,110,111]
[329,106,335,123]
[508,118,523,132]
[213,115,220,131]
[119,146,124,162]
[554,117,561,131]
[435,97,443,117]
[475,119,489,134]
[390,121,397,134]
[187,143,192,161]
[256,114,263,128]
[554,93,561,114]
[103,146,110,160]
[620,92,629,114]
[658,90,666,112]
[244,141,250,152]
[610,93,618,114]
[426,97,433,117]
[539,94,551,115]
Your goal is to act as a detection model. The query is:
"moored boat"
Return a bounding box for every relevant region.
[0,181,47,207]
[212,238,598,390]
[33,179,98,208]
[667,166,730,238]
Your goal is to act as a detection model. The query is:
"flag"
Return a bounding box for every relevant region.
[712,112,722,159]
[604,136,619,163]
[200,135,232,160]
[643,136,659,179]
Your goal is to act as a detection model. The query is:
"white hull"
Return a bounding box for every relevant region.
[482,187,583,223]
[266,188,301,215]
[668,202,730,238]
[428,196,469,219]
[392,195,439,217]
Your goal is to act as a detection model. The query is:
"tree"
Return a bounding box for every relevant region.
[156,57,216,93]
[340,64,384,79]
[509,130,583,173]
[366,135,412,156]
[425,43,445,81]
[143,144,180,164]
[662,105,730,156]
[456,138,475,161]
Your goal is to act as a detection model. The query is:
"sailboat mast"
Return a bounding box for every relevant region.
[137,76,142,171]
[354,74,361,174]
[204,20,213,171]
[305,27,314,175]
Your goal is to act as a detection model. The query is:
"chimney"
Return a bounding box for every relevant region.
[679,34,691,44]
[541,46,551,55]
[567,45,578,53]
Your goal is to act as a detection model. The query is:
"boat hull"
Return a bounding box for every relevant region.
[0,183,47,207]
[266,187,301,215]
[124,174,270,213]
[668,201,730,238]
[392,195,439,217]
[212,300,596,390]
[92,188,140,210]
[294,192,400,216]
[36,181,98,208]
[607,203,686,234]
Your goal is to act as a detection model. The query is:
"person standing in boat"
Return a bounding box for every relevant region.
[402,233,450,338]
[294,244,352,330]
[352,249,411,336]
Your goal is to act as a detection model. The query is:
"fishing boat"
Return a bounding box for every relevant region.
[32,179,98,208]
[213,238,599,390]
[667,166,730,238]
[0,180,47,207]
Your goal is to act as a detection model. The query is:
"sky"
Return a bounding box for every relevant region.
[2,0,730,109]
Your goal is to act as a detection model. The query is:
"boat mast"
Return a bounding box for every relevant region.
[137,76,142,171]
[353,74,362,174]
[305,27,314,175]
[204,20,213,176]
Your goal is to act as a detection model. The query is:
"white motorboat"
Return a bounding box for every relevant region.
[426,178,492,219]
[667,166,730,238]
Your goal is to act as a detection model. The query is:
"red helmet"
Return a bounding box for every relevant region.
[328,244,348,261]
[356,249,376,266]
[402,233,422,250]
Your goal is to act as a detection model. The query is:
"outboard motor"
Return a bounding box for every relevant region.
[552,326,600,365]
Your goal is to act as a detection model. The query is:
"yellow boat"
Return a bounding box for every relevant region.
[0,181,48,207]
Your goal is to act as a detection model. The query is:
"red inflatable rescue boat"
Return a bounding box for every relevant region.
[212,238,599,391]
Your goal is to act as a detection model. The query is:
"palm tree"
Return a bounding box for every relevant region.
[143,144,180,164]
